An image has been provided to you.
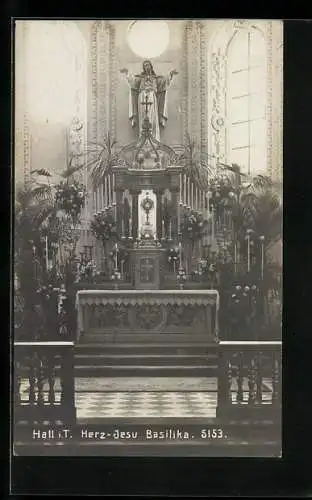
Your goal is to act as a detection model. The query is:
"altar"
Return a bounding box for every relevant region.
[73,91,221,373]
[75,289,219,342]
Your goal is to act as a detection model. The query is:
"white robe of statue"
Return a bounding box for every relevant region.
[120,61,178,142]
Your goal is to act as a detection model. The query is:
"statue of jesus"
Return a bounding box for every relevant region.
[120,60,178,141]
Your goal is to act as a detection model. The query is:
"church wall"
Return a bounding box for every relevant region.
[15,21,88,187]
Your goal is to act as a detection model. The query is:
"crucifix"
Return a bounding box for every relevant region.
[140,258,154,282]
[142,95,153,117]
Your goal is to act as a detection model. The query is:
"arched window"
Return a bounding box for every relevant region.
[227,28,267,175]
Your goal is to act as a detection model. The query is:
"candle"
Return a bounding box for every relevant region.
[178,241,182,263]
[113,173,116,204]
[162,219,165,239]
[121,260,124,277]
[121,218,125,238]
[184,174,187,206]
[247,233,251,272]
[179,173,182,204]
[129,217,132,238]
[45,236,48,271]
[191,182,194,209]
[101,182,104,209]
[96,187,101,211]
[188,177,191,207]
[202,191,205,215]
[195,187,198,211]
[260,236,265,279]
[93,190,97,213]
[169,220,172,240]
[108,175,111,207]
[104,177,108,208]
[211,206,215,239]
[114,243,118,269]
[234,242,237,275]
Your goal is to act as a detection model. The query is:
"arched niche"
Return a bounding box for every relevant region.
[21,21,88,181]
[207,20,275,177]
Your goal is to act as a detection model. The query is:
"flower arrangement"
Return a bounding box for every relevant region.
[109,246,129,264]
[75,259,97,283]
[177,267,187,289]
[90,210,117,243]
[167,247,179,265]
[180,211,204,240]
[55,181,87,220]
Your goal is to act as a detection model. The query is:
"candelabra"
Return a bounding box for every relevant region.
[110,243,122,289]
[176,241,186,289]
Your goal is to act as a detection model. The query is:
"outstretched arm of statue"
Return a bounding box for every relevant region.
[120,68,136,87]
[164,69,179,86]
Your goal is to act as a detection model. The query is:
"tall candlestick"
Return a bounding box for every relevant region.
[191,182,194,210]
[169,220,172,240]
[195,187,198,211]
[234,242,237,275]
[96,187,99,212]
[184,174,187,206]
[101,182,104,209]
[121,260,124,277]
[106,177,109,208]
[188,177,191,207]
[113,173,116,204]
[114,243,118,269]
[45,236,49,271]
[202,191,205,215]
[179,173,182,204]
[93,190,96,213]
[211,206,215,239]
[108,175,111,207]
[247,234,251,272]
[162,219,165,239]
[121,218,125,238]
[178,241,182,263]
[260,236,265,279]
[129,217,132,238]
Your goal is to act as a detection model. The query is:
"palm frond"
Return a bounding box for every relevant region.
[31,169,52,177]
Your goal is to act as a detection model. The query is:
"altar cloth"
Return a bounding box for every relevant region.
[75,289,219,341]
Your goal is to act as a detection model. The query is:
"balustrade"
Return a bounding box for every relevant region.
[14,341,76,426]
[217,341,282,422]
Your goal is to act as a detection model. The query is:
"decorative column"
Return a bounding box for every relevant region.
[130,190,140,240]
[154,188,164,241]
[270,21,283,183]
[90,21,117,160]
[210,47,227,164]
[266,21,274,181]
[115,187,124,235]
[185,21,202,143]
[170,188,179,241]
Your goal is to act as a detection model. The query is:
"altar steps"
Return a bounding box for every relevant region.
[74,341,218,377]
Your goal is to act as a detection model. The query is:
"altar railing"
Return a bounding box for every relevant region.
[14,341,76,426]
[216,341,282,422]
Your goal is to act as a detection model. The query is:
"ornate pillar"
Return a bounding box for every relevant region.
[185,21,202,143]
[115,187,124,235]
[271,21,283,183]
[210,47,227,164]
[130,190,140,240]
[89,21,116,213]
[170,188,179,241]
[15,21,31,186]
[154,188,164,241]
[266,21,274,180]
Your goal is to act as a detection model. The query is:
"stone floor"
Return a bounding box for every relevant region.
[20,377,273,419]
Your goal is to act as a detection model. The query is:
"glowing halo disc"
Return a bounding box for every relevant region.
[127,21,170,59]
